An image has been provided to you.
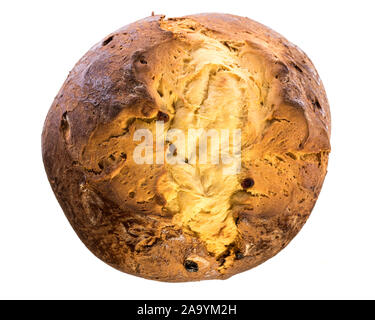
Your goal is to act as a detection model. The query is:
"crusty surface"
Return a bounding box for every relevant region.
[42,13,331,282]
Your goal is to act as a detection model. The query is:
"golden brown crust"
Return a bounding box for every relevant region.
[42,13,330,282]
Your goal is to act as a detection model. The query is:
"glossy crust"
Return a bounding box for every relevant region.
[42,13,330,282]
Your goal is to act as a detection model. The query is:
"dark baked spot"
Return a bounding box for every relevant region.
[217,246,233,267]
[60,111,71,139]
[98,161,104,170]
[60,111,71,142]
[313,98,322,110]
[184,260,199,272]
[155,194,166,206]
[241,178,255,189]
[234,216,239,225]
[60,111,68,130]
[285,152,297,160]
[157,111,169,122]
[235,251,244,260]
[293,63,303,73]
[157,87,164,98]
[120,152,127,160]
[129,191,135,198]
[102,36,114,46]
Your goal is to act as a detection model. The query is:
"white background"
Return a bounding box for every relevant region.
[0,0,374,300]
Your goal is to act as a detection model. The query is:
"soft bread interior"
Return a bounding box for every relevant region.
[156,19,266,261]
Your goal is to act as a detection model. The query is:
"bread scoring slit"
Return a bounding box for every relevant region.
[157,19,266,269]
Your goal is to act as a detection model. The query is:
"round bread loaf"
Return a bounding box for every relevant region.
[42,13,331,282]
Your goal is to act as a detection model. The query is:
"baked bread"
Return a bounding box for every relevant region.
[42,13,331,282]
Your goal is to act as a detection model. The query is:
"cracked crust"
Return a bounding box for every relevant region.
[42,13,331,282]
